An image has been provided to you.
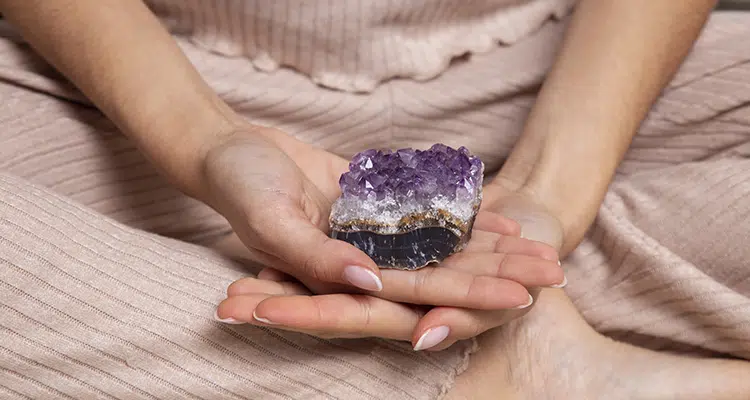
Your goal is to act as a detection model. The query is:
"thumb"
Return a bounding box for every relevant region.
[505,208,563,250]
[493,197,564,251]
[249,197,383,292]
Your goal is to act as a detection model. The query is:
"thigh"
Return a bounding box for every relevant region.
[0,172,473,399]
[567,158,750,358]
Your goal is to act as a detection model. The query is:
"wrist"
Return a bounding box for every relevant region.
[492,137,616,254]
[521,174,602,255]
[132,101,255,201]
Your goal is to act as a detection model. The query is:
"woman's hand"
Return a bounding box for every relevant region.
[205,128,563,309]
[217,204,564,348]
[200,127,390,292]
[215,150,567,349]
[405,183,567,350]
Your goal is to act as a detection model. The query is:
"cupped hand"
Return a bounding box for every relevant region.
[409,183,567,350]
[216,205,565,350]
[207,127,563,307]
[201,127,388,291]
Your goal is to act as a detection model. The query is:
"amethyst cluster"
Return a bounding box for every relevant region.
[330,144,484,270]
[339,144,484,203]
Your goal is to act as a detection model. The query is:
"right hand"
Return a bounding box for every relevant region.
[201,126,389,292]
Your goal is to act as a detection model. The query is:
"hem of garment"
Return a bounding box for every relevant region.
[436,337,481,400]
[173,0,577,94]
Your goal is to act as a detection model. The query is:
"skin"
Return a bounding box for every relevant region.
[3,0,749,398]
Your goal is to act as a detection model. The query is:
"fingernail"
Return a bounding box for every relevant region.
[558,260,562,266]
[343,266,383,292]
[252,310,277,325]
[549,275,568,288]
[414,326,450,351]
[513,294,534,309]
[214,310,245,325]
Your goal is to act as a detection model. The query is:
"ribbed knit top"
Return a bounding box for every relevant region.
[146,0,576,92]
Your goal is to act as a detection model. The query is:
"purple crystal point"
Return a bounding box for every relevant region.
[330,144,484,270]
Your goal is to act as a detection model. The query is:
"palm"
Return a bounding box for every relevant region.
[263,129,349,203]
[203,129,349,282]
[216,137,569,345]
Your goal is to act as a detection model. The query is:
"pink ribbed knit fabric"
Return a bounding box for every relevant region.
[0,3,749,398]
[145,0,576,92]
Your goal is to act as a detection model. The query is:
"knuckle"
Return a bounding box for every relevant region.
[494,253,509,276]
[309,296,328,328]
[465,275,485,306]
[302,253,324,281]
[493,235,509,253]
[412,268,432,301]
[351,295,374,336]
[302,237,334,282]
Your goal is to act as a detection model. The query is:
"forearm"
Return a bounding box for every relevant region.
[0,0,243,197]
[495,0,716,253]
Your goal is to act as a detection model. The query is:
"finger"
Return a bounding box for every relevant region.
[378,267,533,310]
[257,267,295,282]
[463,230,560,261]
[493,236,558,262]
[216,293,332,338]
[227,277,311,297]
[411,306,527,351]
[217,293,420,340]
[473,211,521,236]
[462,230,506,253]
[254,266,380,298]
[499,207,564,250]
[439,252,565,288]
[250,198,384,293]
[218,293,373,339]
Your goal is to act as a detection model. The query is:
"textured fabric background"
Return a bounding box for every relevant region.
[0,6,748,399]
[144,0,576,92]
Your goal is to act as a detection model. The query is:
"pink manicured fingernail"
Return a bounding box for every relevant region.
[214,310,245,325]
[513,294,534,309]
[549,275,568,288]
[414,326,450,351]
[343,266,383,292]
[253,310,277,325]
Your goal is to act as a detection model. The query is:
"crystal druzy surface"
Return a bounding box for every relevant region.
[329,144,484,270]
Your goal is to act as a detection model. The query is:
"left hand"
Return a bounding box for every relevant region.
[217,191,566,350]
[405,183,567,350]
